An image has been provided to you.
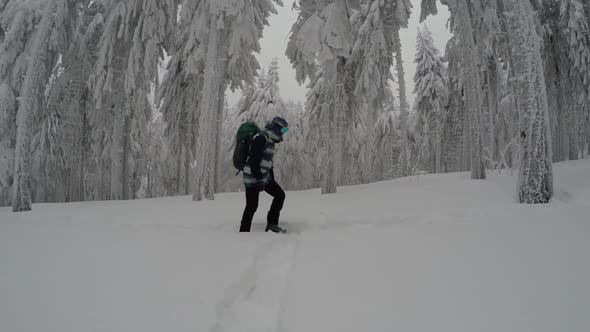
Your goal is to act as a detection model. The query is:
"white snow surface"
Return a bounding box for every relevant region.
[1,159,589,332]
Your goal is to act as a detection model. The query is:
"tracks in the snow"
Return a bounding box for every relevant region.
[210,236,300,332]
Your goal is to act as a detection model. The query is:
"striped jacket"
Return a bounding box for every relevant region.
[243,131,276,188]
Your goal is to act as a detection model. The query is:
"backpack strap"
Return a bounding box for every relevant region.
[245,131,269,166]
[253,130,270,143]
[251,131,270,149]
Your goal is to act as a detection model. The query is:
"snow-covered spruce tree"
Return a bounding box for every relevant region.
[444,34,476,172]
[561,0,590,159]
[504,0,553,204]
[0,82,15,206]
[287,0,357,194]
[420,0,438,22]
[272,100,314,190]
[145,113,180,198]
[394,27,411,178]
[0,1,49,206]
[216,103,243,193]
[442,0,486,180]
[413,26,447,173]
[374,90,400,179]
[180,0,280,201]
[29,1,103,203]
[159,0,210,197]
[159,53,201,195]
[90,0,132,201]
[12,0,78,212]
[303,66,328,185]
[90,0,176,201]
[0,0,48,87]
[30,57,68,203]
[538,0,569,163]
[442,35,466,172]
[467,0,504,170]
[349,0,412,183]
[238,58,288,124]
[303,64,362,187]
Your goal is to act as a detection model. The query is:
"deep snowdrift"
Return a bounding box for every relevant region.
[1,159,589,332]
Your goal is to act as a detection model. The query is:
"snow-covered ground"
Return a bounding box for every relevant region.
[1,159,589,332]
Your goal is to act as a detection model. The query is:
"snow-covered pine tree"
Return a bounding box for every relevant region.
[374,89,400,179]
[0,81,15,206]
[560,0,590,159]
[394,27,411,178]
[92,1,131,200]
[349,0,411,183]
[238,58,287,124]
[303,67,334,188]
[272,100,314,190]
[181,0,281,201]
[90,0,176,201]
[392,7,413,178]
[141,114,176,198]
[287,0,357,194]
[443,0,486,180]
[28,1,102,203]
[1,1,49,205]
[159,53,200,195]
[442,35,468,172]
[127,85,153,199]
[31,56,69,203]
[469,0,503,170]
[413,26,447,173]
[12,0,78,212]
[538,0,569,163]
[504,0,554,204]
[121,0,175,199]
[125,0,177,93]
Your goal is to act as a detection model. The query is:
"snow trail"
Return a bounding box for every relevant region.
[210,236,300,332]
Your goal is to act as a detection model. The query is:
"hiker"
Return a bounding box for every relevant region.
[239,117,289,233]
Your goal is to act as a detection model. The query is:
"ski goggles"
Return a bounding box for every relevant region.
[280,126,289,134]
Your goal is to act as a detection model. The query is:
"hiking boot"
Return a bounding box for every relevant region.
[265,224,287,233]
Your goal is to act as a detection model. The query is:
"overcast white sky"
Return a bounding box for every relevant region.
[226,1,452,108]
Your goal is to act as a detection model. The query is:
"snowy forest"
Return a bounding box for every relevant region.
[1,0,589,211]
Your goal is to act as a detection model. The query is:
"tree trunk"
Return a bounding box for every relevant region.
[387,127,396,179]
[214,82,225,194]
[486,64,499,163]
[322,58,346,194]
[96,149,104,200]
[109,105,122,200]
[435,109,443,173]
[394,29,410,177]
[544,39,559,163]
[121,112,130,200]
[505,0,554,204]
[146,161,152,198]
[12,0,62,211]
[184,143,190,195]
[363,100,376,183]
[193,15,224,201]
[587,108,590,157]
[457,0,486,180]
[176,148,182,195]
[80,111,87,201]
[569,77,581,160]
[555,54,567,162]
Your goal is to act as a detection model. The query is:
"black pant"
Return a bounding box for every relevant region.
[240,180,285,232]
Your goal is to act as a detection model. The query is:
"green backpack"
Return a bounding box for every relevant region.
[233,122,260,172]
